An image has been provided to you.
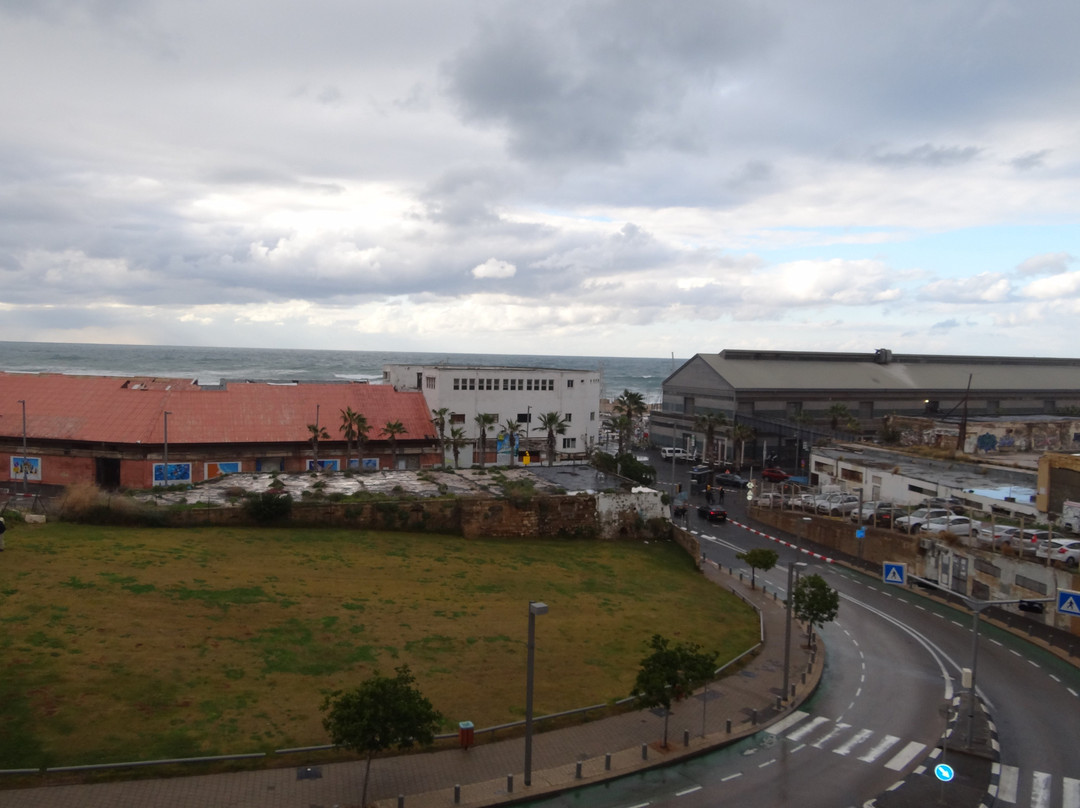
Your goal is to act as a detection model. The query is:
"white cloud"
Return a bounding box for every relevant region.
[471,258,517,279]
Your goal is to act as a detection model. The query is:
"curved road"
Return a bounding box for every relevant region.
[527,486,1080,808]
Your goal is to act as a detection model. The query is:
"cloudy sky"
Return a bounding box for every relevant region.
[2,0,1078,359]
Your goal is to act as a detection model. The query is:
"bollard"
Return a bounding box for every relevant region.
[752,709,758,725]
[726,719,732,734]
[398,796,404,808]
[507,774,513,794]
[605,752,612,771]
[641,743,648,760]
[791,683,797,698]
[776,695,782,710]
[684,729,690,747]
[801,672,806,685]
[454,784,461,804]
[576,760,583,779]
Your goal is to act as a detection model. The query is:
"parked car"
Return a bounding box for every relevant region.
[894,508,950,533]
[761,467,790,482]
[855,505,906,527]
[716,472,751,488]
[920,514,981,537]
[753,492,787,507]
[660,447,689,461]
[976,525,1022,549]
[697,505,728,523]
[1035,538,1080,567]
[817,494,860,516]
[850,501,889,522]
[792,493,818,511]
[1016,529,1050,556]
[921,497,966,514]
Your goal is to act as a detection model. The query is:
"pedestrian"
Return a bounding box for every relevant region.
[0,515,6,551]
[718,487,725,503]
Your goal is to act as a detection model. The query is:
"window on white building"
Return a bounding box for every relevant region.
[562,437,577,449]
[565,413,572,422]
[567,379,574,388]
[425,376,436,389]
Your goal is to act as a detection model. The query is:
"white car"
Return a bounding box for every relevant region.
[660,447,689,461]
[1035,537,1080,567]
[817,494,860,516]
[977,525,1021,549]
[920,514,981,536]
[894,508,950,533]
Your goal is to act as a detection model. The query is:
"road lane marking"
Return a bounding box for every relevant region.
[675,785,702,796]
[811,722,851,749]
[997,764,1018,802]
[721,772,741,782]
[858,734,900,763]
[765,710,809,735]
[884,741,926,771]
[786,716,831,742]
[833,728,874,756]
[1063,776,1080,808]
[1031,771,1052,808]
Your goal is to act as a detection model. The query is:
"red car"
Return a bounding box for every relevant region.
[761,467,790,482]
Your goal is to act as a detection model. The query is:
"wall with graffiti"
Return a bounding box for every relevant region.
[886,415,1080,455]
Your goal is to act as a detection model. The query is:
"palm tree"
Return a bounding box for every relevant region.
[605,413,633,456]
[536,411,568,467]
[382,420,407,469]
[431,407,450,466]
[339,406,359,470]
[732,422,755,468]
[307,422,330,471]
[827,403,852,432]
[693,412,728,466]
[354,412,371,470]
[448,427,468,469]
[473,413,497,468]
[612,389,648,451]
[502,418,524,467]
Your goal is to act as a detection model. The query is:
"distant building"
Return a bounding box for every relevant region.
[655,348,1080,465]
[382,364,602,465]
[0,373,437,492]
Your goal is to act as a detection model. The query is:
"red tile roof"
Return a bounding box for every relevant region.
[0,373,435,446]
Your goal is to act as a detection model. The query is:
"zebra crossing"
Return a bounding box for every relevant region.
[765,711,1079,808]
[764,711,929,772]
[993,763,1080,808]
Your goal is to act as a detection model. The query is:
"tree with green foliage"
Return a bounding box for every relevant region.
[693,412,728,466]
[473,412,498,468]
[431,408,450,465]
[536,411,568,466]
[448,426,467,469]
[353,412,371,470]
[243,490,293,522]
[321,665,443,808]
[307,422,330,470]
[736,547,778,590]
[791,573,840,646]
[630,634,718,748]
[381,420,407,470]
[731,422,755,467]
[827,403,852,432]
[501,418,524,467]
[612,389,648,452]
[605,413,633,456]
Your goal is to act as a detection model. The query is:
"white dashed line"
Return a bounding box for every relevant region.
[721,772,742,782]
[676,786,702,796]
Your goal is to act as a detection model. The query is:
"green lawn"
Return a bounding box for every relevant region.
[0,523,758,768]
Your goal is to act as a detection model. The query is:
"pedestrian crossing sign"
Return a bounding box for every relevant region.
[1058,589,1080,617]
[883,563,906,585]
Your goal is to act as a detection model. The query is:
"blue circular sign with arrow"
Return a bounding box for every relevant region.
[934,763,955,782]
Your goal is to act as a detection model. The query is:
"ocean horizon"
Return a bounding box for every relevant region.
[0,341,685,403]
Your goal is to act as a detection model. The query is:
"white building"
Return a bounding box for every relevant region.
[382,364,603,466]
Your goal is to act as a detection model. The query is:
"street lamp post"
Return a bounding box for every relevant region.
[782,562,808,701]
[524,600,548,786]
[162,411,172,487]
[18,399,28,495]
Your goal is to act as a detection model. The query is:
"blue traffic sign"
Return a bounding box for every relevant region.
[1058,589,1080,617]
[883,562,906,585]
[934,763,955,782]
[855,528,866,539]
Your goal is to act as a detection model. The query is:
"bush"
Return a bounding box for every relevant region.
[243,491,294,523]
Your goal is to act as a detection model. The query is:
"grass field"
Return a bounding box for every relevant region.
[0,522,759,769]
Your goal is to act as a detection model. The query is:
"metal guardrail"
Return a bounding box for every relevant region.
[45,753,266,774]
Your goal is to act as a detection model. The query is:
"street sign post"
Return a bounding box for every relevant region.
[1057,589,1080,617]
[934,763,955,782]
[883,562,906,585]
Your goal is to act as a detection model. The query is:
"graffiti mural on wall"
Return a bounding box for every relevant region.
[154,463,192,484]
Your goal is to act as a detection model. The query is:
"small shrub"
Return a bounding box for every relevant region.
[243,491,293,523]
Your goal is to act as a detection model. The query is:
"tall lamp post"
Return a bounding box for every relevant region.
[782,561,808,702]
[18,399,28,495]
[524,600,548,786]
[162,411,172,487]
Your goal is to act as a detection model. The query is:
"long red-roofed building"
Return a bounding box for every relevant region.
[0,373,437,491]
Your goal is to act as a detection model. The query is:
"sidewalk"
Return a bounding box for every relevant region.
[1,561,821,808]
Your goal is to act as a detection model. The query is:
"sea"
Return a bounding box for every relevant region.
[0,341,683,404]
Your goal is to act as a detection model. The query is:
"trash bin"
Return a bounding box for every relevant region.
[458,721,474,749]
